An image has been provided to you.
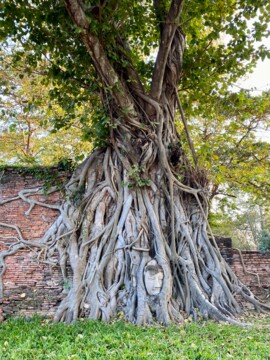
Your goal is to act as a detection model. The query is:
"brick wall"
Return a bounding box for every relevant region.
[0,169,65,320]
[0,170,269,320]
[216,236,270,298]
[231,250,270,299]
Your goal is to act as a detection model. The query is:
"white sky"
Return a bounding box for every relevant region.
[234,59,270,93]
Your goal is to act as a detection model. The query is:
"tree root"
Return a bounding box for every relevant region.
[1,144,269,325]
[235,248,261,286]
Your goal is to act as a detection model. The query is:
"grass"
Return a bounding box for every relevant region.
[0,313,270,360]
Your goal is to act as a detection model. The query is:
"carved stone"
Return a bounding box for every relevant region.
[144,260,164,296]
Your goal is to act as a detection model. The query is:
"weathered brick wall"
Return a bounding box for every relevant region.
[0,170,65,320]
[218,238,270,299]
[0,171,269,320]
[231,250,270,299]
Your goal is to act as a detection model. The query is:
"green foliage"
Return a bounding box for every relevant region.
[125,165,151,189]
[186,91,270,201]
[200,107,270,244]
[82,104,111,148]
[0,46,93,166]
[56,158,76,172]
[209,195,270,249]
[63,279,71,292]
[1,0,269,148]
[0,316,270,359]
[0,163,73,194]
[258,229,270,251]
[181,0,270,114]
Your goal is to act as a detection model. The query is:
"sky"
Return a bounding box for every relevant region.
[234,58,270,94]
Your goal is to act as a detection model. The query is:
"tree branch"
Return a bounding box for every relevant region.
[175,88,198,167]
[153,0,167,34]
[115,36,145,96]
[150,0,185,100]
[63,0,137,119]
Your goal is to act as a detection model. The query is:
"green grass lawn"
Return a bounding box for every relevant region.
[0,313,269,360]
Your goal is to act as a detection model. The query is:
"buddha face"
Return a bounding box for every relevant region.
[144,260,164,296]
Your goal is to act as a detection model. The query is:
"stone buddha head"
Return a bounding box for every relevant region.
[144,259,164,295]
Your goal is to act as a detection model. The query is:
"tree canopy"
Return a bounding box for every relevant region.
[1,0,270,132]
[191,90,270,199]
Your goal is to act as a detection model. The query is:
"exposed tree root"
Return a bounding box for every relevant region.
[235,248,261,286]
[1,141,269,326]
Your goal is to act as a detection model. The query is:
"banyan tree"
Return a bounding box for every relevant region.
[0,0,270,325]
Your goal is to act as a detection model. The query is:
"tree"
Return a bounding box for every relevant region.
[1,0,270,325]
[188,91,270,201]
[209,195,270,249]
[0,46,92,165]
[185,89,270,248]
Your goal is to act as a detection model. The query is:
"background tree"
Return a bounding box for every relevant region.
[0,0,270,325]
[209,195,270,249]
[187,91,270,201]
[0,46,92,165]
[187,90,270,245]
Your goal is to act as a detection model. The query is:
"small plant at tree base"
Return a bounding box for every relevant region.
[68,185,85,206]
[63,279,71,292]
[125,165,151,189]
